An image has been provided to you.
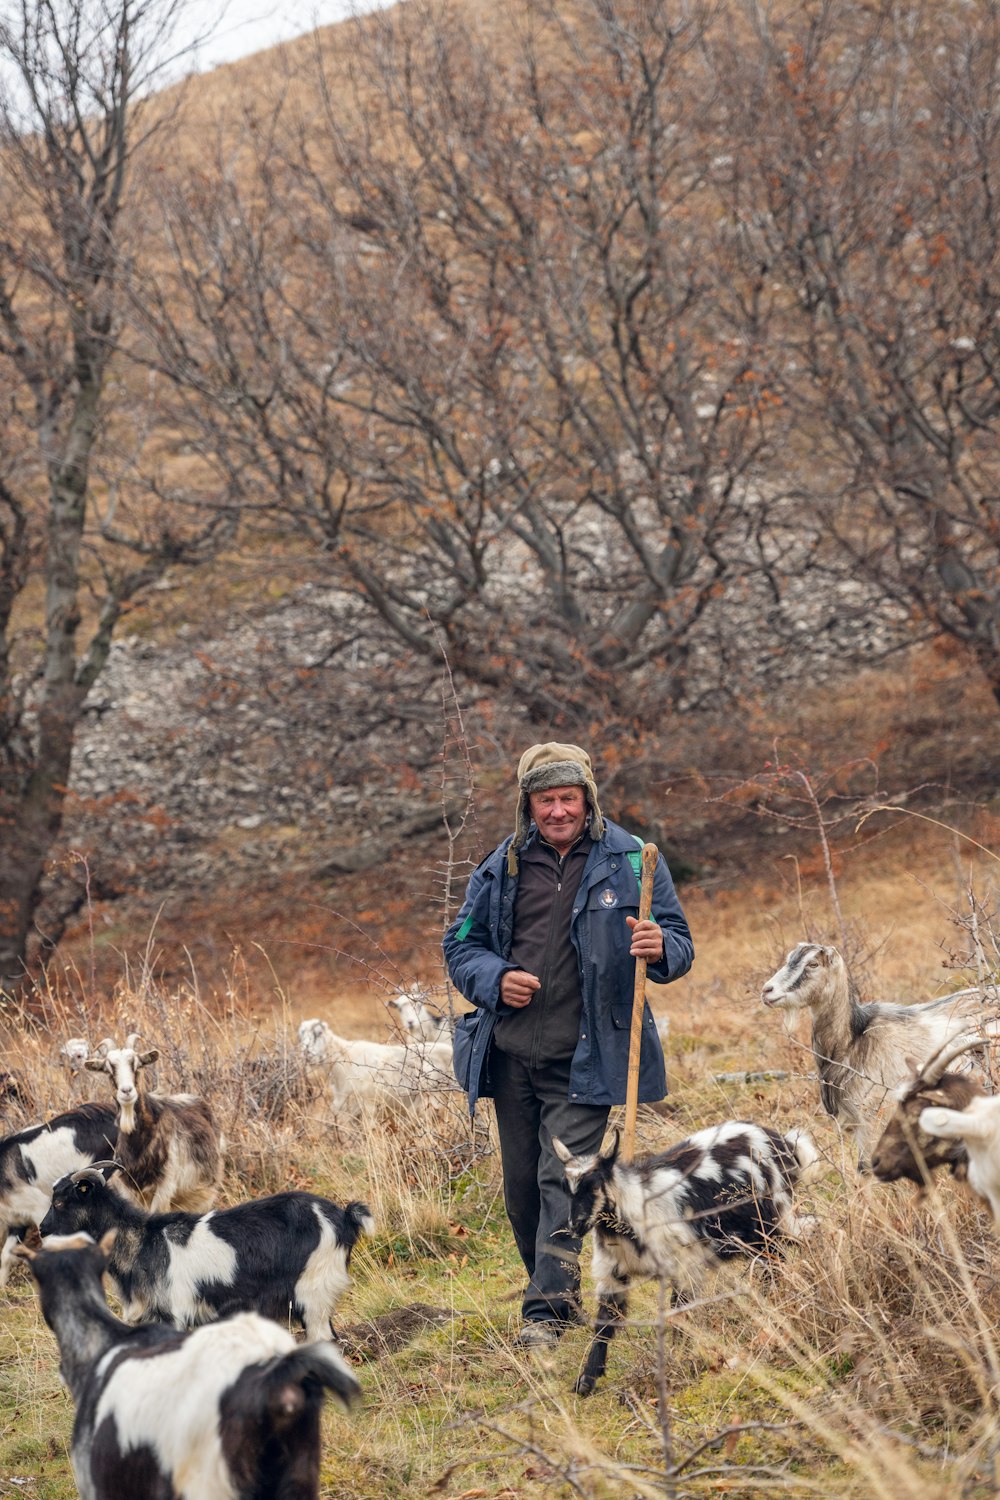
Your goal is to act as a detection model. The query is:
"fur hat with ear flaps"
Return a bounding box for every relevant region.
[508,742,605,875]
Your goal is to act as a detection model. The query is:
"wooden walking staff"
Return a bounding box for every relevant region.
[622,841,660,1163]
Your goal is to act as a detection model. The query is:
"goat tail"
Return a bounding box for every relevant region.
[261,1342,362,1424]
[344,1200,376,1238]
[784,1127,823,1184]
[283,1341,361,1409]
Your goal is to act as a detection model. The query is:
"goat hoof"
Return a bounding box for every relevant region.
[574,1376,596,1397]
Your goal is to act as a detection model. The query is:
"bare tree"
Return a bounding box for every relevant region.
[0,0,230,995]
[719,0,1000,711]
[148,0,788,735]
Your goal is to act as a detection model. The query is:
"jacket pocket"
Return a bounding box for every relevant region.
[452,1011,481,1091]
[610,1003,632,1030]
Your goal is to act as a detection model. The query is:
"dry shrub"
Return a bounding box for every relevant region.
[604,1170,1000,1495]
[14,928,1000,1493]
[772,1183,1000,1425]
[0,960,489,1217]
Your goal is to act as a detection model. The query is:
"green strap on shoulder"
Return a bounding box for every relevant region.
[455,912,474,942]
[625,833,645,890]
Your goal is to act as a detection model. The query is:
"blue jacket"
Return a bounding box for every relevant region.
[443,819,694,1113]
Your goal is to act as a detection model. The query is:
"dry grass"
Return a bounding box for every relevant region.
[1,816,999,1495]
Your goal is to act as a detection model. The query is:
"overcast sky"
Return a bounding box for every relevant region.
[187,0,389,72]
[0,1,393,113]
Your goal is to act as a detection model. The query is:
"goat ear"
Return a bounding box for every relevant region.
[552,1136,573,1164]
[601,1128,621,1163]
[84,1057,109,1072]
[98,1229,117,1256]
[137,1049,159,1067]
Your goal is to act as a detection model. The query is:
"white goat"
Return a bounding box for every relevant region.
[920,1092,1000,1223]
[387,988,452,1042]
[761,943,990,1163]
[59,1038,91,1075]
[85,1036,224,1213]
[58,1038,93,1102]
[297,1019,453,1114]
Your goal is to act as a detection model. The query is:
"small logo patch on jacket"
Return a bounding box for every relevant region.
[598,887,619,909]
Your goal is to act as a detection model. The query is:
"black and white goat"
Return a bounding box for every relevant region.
[0,1103,117,1286]
[40,1167,373,1340]
[554,1122,820,1395]
[761,943,990,1163]
[85,1035,224,1213]
[19,1230,359,1500]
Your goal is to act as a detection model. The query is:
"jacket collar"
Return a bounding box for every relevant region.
[491,818,638,876]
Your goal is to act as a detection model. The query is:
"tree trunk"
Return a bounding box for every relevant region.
[0,771,68,997]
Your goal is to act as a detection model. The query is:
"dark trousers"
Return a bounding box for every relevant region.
[490,1049,610,1325]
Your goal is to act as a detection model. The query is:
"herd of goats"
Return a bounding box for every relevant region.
[0,941,999,1497]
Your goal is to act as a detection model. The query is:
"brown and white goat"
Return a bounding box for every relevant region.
[761,943,990,1165]
[86,1036,224,1214]
[918,1094,1000,1224]
[870,1036,986,1192]
[906,1034,1000,1223]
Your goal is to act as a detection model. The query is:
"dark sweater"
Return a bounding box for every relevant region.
[494,832,591,1064]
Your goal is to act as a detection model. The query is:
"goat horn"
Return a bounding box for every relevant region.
[94,1039,114,1058]
[68,1167,107,1186]
[125,1032,143,1050]
[915,1033,986,1088]
[69,1161,120,1185]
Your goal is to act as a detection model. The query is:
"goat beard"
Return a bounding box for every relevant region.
[118,1099,137,1133]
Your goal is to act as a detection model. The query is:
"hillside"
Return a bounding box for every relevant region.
[2,0,998,999]
[2,5,1000,1498]
[48,605,997,1024]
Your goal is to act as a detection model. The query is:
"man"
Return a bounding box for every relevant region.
[443,742,694,1349]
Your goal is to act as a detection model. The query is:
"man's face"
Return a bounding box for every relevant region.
[529,784,588,854]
